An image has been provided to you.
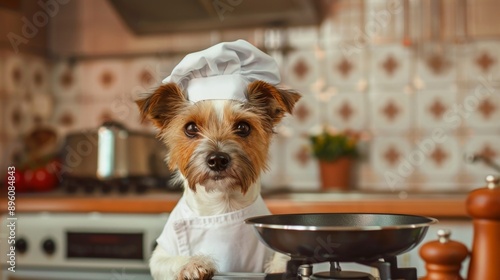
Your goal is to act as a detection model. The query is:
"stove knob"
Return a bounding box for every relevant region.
[16,238,28,254]
[118,183,129,194]
[42,239,56,255]
[116,178,130,194]
[298,264,312,280]
[101,183,112,194]
[84,184,95,193]
[65,184,78,193]
[136,184,147,194]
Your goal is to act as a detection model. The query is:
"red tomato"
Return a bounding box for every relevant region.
[24,165,58,192]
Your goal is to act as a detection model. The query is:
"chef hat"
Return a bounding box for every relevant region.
[162,39,280,103]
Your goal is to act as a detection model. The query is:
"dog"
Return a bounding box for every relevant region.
[135,40,300,280]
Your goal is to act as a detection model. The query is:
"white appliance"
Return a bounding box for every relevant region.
[1,213,168,280]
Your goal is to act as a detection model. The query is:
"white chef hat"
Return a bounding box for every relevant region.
[162,39,280,103]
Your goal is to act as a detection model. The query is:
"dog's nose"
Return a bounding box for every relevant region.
[206,152,231,171]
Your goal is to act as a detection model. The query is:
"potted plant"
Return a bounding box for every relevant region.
[309,127,359,190]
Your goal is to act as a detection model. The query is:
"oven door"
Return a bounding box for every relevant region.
[3,267,153,280]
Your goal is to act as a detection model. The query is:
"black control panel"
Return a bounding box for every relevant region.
[66,232,143,260]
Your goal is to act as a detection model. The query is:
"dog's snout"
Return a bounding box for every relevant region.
[207,152,231,171]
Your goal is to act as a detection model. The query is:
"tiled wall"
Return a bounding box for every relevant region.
[267,39,500,192]
[0,52,51,171]
[1,0,499,192]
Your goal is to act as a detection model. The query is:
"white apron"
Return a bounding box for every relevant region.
[156,195,273,272]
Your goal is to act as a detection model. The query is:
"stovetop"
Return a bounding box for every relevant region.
[212,273,373,280]
[212,271,377,280]
[212,257,416,280]
[212,273,266,280]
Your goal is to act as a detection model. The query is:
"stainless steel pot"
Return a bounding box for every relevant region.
[61,121,169,180]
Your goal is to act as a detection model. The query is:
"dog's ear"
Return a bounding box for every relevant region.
[246,81,301,124]
[135,83,188,129]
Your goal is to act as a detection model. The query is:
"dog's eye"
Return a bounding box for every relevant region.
[184,122,199,138]
[235,122,251,137]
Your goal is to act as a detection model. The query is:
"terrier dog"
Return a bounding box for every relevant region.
[135,39,300,280]
[136,80,300,280]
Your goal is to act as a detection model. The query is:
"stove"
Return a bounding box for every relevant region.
[213,257,416,280]
[1,213,168,280]
[287,257,415,280]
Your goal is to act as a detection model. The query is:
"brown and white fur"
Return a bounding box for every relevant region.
[136,81,300,280]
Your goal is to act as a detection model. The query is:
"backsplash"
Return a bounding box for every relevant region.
[1,0,499,193]
[264,38,500,192]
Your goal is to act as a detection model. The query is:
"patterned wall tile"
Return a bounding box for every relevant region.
[356,160,380,191]
[30,93,55,125]
[3,97,34,137]
[415,134,462,191]
[126,57,179,100]
[81,60,126,101]
[4,55,27,96]
[416,89,459,131]
[324,50,366,89]
[282,136,320,190]
[463,86,500,131]
[260,136,286,190]
[326,92,366,131]
[370,136,414,191]
[287,92,322,135]
[416,45,457,88]
[27,58,50,96]
[370,45,411,87]
[81,101,121,129]
[370,90,412,132]
[52,61,82,101]
[284,50,320,89]
[0,137,24,172]
[51,101,84,136]
[114,98,145,132]
[464,40,500,82]
[128,58,163,90]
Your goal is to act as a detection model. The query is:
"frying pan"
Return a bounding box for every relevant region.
[245,213,437,262]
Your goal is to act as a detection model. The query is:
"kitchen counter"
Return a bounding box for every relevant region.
[2,190,469,218]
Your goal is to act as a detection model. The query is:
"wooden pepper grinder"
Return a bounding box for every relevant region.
[466,175,500,280]
[419,229,468,280]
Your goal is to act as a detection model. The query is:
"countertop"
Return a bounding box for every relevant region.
[2,190,469,218]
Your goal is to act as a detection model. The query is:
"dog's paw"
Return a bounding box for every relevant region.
[265,253,290,274]
[177,256,216,280]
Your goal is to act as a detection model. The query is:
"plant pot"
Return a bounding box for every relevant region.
[319,157,352,190]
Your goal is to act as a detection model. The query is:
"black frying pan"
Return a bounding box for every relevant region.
[245,213,437,262]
